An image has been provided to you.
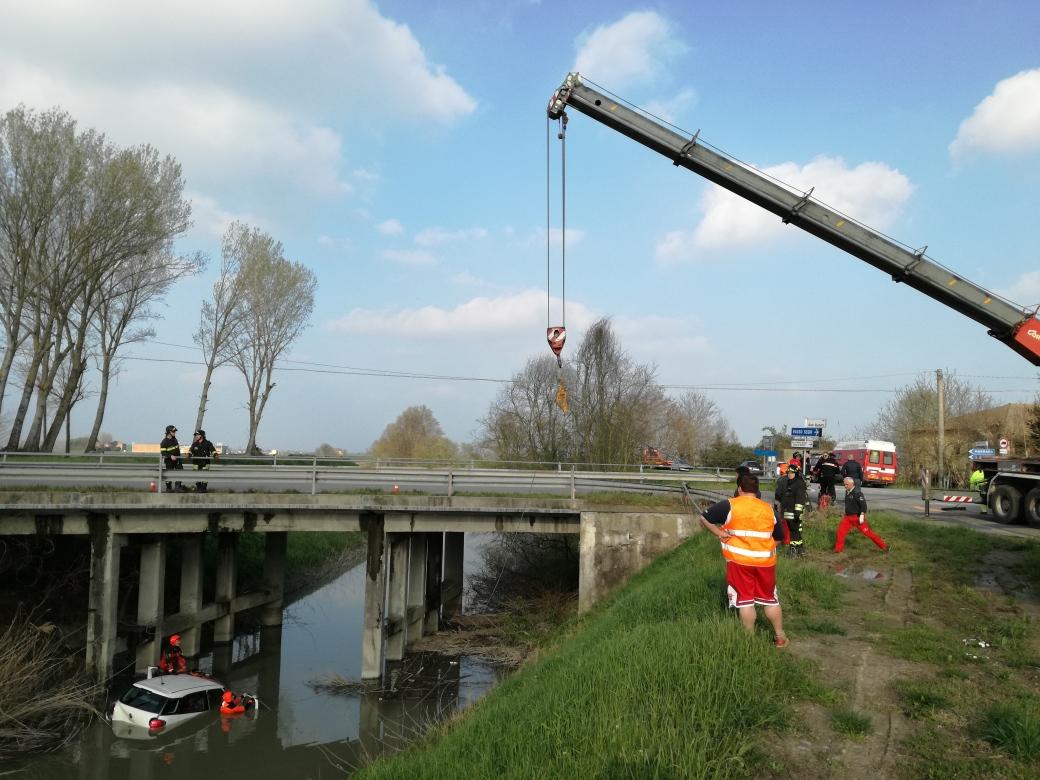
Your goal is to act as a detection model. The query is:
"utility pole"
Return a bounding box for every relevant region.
[937,368,945,490]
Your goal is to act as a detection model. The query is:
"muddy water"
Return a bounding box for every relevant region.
[11,541,504,779]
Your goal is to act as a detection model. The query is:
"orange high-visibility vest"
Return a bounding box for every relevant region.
[720,495,778,568]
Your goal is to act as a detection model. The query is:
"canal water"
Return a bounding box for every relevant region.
[10,537,504,779]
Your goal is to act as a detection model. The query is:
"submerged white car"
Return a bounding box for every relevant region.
[111,673,226,736]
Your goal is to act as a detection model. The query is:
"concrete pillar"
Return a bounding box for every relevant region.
[135,538,167,673]
[361,513,387,680]
[424,532,443,634]
[441,531,465,621]
[214,533,238,643]
[179,536,204,658]
[385,533,409,662]
[85,518,121,683]
[405,533,428,647]
[212,642,234,679]
[260,532,288,626]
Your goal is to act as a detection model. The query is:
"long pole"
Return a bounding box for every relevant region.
[937,368,945,490]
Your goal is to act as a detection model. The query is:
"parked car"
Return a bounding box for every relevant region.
[736,460,763,476]
[111,673,228,736]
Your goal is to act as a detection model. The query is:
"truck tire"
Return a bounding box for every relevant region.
[1023,487,1040,529]
[989,484,1023,525]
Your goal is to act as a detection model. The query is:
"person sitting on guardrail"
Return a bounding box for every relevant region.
[188,430,218,493]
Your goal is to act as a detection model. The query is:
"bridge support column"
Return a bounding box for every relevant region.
[361,513,387,679]
[214,533,238,643]
[86,520,122,683]
[385,533,409,662]
[424,532,443,634]
[405,533,428,647]
[260,531,287,627]
[179,536,204,658]
[441,531,464,621]
[135,537,167,673]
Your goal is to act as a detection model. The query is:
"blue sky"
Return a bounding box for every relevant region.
[1,1,1038,452]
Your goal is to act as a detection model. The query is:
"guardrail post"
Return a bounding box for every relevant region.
[158,455,164,493]
[571,465,576,500]
[447,469,454,497]
[311,457,318,496]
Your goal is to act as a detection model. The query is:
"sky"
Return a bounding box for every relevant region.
[1,0,1038,453]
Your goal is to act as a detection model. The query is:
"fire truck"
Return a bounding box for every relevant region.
[546,73,1040,366]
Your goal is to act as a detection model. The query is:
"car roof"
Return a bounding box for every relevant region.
[132,674,223,697]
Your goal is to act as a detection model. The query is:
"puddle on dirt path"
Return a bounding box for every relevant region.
[833,564,886,581]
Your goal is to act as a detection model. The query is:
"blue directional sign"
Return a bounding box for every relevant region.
[968,448,996,459]
[753,449,778,457]
[790,427,822,438]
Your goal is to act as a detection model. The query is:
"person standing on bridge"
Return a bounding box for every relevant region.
[834,477,888,553]
[160,425,185,493]
[188,430,218,493]
[700,472,789,648]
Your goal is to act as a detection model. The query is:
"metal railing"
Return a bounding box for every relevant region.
[0,455,736,499]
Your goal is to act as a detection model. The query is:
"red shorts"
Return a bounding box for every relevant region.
[726,561,779,607]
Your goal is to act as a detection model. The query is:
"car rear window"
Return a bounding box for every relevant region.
[883,452,893,465]
[119,686,170,714]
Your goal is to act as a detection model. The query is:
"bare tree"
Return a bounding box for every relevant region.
[657,391,731,462]
[84,247,202,451]
[480,355,573,464]
[371,406,457,462]
[0,108,193,451]
[227,226,316,454]
[193,222,250,433]
[569,318,664,466]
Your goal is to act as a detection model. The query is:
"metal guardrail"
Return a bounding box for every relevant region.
[0,460,733,498]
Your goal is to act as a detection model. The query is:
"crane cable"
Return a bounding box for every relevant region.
[546,113,569,412]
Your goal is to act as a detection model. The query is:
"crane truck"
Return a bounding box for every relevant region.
[547,72,1040,526]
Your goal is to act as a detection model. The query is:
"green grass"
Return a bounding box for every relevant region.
[830,708,874,738]
[358,532,837,780]
[894,679,950,719]
[982,698,1040,762]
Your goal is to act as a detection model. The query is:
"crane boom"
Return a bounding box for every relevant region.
[547,73,1040,365]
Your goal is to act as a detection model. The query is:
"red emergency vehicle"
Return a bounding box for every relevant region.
[833,440,898,486]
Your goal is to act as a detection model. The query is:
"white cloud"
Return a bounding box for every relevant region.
[325,289,711,359]
[380,249,437,266]
[655,156,914,263]
[377,219,405,235]
[950,69,1040,158]
[186,191,261,241]
[573,11,685,90]
[0,0,476,205]
[1000,270,1040,306]
[327,290,595,336]
[641,88,697,125]
[414,227,489,247]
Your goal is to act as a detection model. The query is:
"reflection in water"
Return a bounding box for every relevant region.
[11,554,505,779]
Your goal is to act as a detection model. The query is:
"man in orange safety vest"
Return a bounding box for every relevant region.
[700,472,789,647]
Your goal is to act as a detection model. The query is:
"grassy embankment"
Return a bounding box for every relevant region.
[359,510,1040,779]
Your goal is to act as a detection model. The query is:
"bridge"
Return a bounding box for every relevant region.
[0,491,697,683]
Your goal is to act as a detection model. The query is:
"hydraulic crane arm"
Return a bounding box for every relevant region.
[547,73,1040,365]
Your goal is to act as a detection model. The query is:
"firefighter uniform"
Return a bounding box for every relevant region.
[778,463,808,556]
[160,425,184,492]
[188,430,218,493]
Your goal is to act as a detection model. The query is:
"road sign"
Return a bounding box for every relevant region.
[804,418,827,428]
[791,427,822,438]
[790,438,814,448]
[968,448,996,459]
[999,437,1009,449]
[753,449,778,457]
[973,440,989,448]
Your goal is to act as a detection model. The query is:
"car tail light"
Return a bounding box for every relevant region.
[148,718,166,731]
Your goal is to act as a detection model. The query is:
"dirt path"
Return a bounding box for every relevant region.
[774,558,919,779]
